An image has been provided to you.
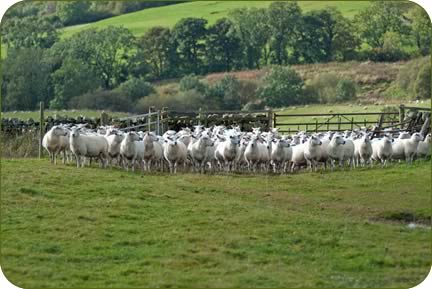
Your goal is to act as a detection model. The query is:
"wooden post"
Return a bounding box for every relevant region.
[267,108,273,129]
[306,124,308,132]
[351,117,354,131]
[364,118,367,128]
[399,105,405,129]
[198,107,202,126]
[38,101,44,159]
[315,119,318,133]
[100,111,108,126]
[148,107,152,132]
[338,116,341,131]
[327,121,329,131]
[156,110,160,135]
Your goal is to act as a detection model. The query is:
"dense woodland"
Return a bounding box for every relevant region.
[1,1,431,112]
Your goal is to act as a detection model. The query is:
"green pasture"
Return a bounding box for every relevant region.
[1,159,430,287]
[61,1,370,38]
[275,101,431,132]
[1,109,129,120]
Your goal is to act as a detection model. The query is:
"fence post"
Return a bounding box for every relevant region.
[148,107,152,132]
[399,105,405,129]
[267,108,273,129]
[351,117,354,131]
[38,101,44,159]
[156,110,160,135]
[306,124,308,132]
[198,107,202,126]
[338,116,341,131]
[315,119,318,133]
[100,111,108,126]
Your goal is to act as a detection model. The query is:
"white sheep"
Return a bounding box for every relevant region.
[371,135,393,167]
[417,133,431,159]
[354,134,373,167]
[188,134,214,173]
[215,133,240,171]
[69,128,109,168]
[304,136,322,172]
[42,126,69,165]
[142,132,163,171]
[270,139,290,173]
[401,133,424,164]
[120,132,140,171]
[105,130,124,167]
[163,137,188,174]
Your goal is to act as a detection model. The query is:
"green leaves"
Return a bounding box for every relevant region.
[258,66,305,108]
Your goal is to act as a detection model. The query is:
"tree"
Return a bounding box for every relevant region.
[355,1,410,48]
[2,48,52,110]
[408,5,432,55]
[229,8,271,68]
[172,17,208,74]
[206,18,242,72]
[296,7,359,62]
[1,16,59,49]
[268,1,302,65]
[119,77,155,102]
[214,75,242,109]
[50,59,101,109]
[139,27,173,79]
[257,66,305,107]
[54,27,145,89]
[56,1,92,25]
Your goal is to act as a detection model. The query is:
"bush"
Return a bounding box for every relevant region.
[68,89,132,112]
[414,62,431,99]
[397,56,431,99]
[335,79,357,102]
[257,66,305,108]
[213,75,242,110]
[135,90,205,112]
[119,77,155,102]
[179,74,207,93]
[307,73,340,103]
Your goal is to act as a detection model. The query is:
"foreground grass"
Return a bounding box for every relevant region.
[1,159,431,288]
[62,1,370,38]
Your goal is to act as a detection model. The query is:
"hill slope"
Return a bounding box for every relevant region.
[62,1,370,38]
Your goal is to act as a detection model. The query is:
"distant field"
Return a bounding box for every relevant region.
[1,109,129,120]
[62,1,370,38]
[275,101,431,132]
[1,159,430,287]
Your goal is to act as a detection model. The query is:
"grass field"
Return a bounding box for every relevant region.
[62,1,370,38]
[1,159,431,287]
[275,100,431,132]
[1,109,129,120]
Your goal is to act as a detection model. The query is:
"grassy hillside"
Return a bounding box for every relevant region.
[62,1,370,38]
[1,159,430,287]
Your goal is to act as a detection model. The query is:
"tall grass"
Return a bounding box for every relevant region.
[0,132,39,158]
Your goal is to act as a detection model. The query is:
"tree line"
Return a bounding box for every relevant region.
[1,1,431,111]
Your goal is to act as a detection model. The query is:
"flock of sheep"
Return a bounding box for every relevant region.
[42,124,431,174]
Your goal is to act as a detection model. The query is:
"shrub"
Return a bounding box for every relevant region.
[213,75,242,110]
[179,74,207,93]
[397,56,431,99]
[68,89,132,112]
[119,77,155,102]
[135,90,205,112]
[257,66,305,108]
[335,79,357,102]
[307,73,340,103]
[414,62,431,99]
